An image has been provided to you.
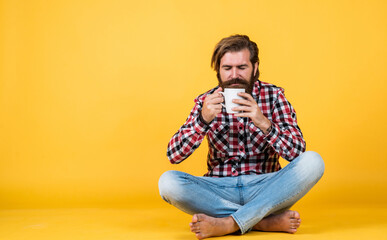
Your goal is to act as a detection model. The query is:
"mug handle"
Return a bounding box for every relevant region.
[218,92,226,107]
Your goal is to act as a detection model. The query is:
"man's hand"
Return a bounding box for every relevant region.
[201,87,224,124]
[232,92,272,134]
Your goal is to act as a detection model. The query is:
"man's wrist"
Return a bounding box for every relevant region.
[265,124,272,134]
[257,119,272,135]
[199,111,210,125]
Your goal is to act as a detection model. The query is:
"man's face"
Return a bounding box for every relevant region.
[218,48,258,94]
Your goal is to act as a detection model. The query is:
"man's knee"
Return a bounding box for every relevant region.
[158,170,186,203]
[295,151,325,180]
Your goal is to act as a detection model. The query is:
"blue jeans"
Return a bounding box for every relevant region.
[158,151,324,234]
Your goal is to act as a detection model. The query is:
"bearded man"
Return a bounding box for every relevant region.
[158,35,324,239]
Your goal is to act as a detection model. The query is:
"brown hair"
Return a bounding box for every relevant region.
[211,34,260,80]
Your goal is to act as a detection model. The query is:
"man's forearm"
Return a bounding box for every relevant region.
[254,117,272,135]
[167,113,209,164]
[264,123,306,161]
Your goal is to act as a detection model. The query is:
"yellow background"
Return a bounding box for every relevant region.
[1,0,386,209]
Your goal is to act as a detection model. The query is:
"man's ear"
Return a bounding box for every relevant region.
[254,62,258,76]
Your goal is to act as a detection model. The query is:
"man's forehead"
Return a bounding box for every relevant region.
[220,49,251,65]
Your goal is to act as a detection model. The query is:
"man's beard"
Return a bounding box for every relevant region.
[218,70,256,94]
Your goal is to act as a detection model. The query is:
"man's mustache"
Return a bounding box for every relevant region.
[222,78,249,87]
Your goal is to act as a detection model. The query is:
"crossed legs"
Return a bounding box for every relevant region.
[159,151,324,239]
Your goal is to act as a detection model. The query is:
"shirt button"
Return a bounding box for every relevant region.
[238,124,244,130]
[239,146,244,152]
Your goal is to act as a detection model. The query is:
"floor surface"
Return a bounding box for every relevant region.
[0,203,386,240]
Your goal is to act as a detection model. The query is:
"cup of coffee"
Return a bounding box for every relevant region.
[219,88,245,114]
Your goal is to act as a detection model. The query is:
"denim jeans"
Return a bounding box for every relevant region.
[158,151,325,234]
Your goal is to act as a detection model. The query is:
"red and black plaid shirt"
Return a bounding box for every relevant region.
[167,80,306,177]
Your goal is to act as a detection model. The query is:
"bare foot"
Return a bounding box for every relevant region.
[189,214,239,239]
[253,210,301,233]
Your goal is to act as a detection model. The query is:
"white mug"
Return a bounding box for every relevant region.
[219,88,245,114]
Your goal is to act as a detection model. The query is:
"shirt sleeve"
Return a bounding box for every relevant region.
[248,89,306,161]
[166,100,210,164]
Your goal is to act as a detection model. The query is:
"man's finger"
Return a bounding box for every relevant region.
[210,87,223,99]
[207,103,222,111]
[238,92,254,101]
[232,106,252,113]
[214,104,223,110]
[210,96,224,104]
[233,98,253,106]
[234,112,250,118]
[206,90,223,101]
[214,87,223,93]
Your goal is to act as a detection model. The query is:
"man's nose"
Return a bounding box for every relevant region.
[231,68,238,78]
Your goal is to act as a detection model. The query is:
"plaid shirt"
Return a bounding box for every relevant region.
[167,80,306,177]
